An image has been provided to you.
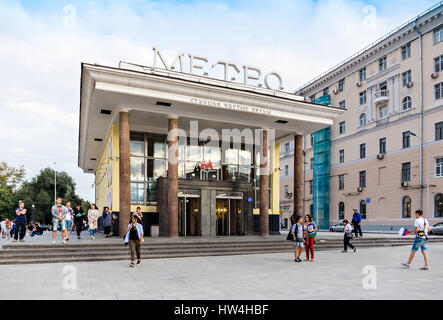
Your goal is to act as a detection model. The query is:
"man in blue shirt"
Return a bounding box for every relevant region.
[351,209,363,238]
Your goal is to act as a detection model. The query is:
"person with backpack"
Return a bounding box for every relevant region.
[342,219,356,253]
[291,216,304,262]
[303,215,317,262]
[401,210,431,271]
[351,209,363,238]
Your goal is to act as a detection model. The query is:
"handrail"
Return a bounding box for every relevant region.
[294,2,443,94]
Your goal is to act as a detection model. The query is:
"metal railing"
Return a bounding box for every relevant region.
[376,117,389,127]
[374,90,389,99]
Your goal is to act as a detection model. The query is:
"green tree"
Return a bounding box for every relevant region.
[0,162,25,220]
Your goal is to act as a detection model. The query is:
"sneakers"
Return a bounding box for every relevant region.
[420,266,431,271]
[20,239,25,242]
[342,250,347,252]
[52,241,56,244]
[12,240,17,242]
[354,247,357,253]
[400,262,411,268]
[129,262,135,268]
[77,236,81,239]
[137,260,141,265]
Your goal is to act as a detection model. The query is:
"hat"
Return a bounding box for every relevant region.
[18,200,24,204]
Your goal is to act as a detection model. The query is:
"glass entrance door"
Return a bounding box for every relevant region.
[216,192,243,236]
[178,190,200,236]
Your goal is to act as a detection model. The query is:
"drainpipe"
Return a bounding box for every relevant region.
[302,136,305,216]
[413,19,423,210]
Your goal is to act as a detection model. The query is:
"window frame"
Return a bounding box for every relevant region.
[359,170,366,188]
[402,96,412,110]
[379,56,387,72]
[402,162,411,182]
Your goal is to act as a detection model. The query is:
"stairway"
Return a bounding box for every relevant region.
[1,236,442,265]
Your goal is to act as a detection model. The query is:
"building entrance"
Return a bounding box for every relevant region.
[216,192,243,236]
[178,190,200,236]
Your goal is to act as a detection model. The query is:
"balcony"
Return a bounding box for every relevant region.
[374,90,389,104]
[376,117,389,127]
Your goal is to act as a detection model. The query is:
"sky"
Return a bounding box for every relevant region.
[0,0,439,201]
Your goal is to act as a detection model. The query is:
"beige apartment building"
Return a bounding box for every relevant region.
[284,3,443,231]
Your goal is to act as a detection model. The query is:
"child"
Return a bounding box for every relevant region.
[343,219,356,253]
[124,216,144,268]
[401,210,431,270]
[291,216,304,262]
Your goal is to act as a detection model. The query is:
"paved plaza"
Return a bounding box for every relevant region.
[0,241,442,300]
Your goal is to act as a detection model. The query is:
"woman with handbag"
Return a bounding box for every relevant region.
[343,219,356,253]
[291,216,304,262]
[303,215,317,262]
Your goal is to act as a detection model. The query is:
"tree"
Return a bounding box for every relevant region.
[0,162,25,220]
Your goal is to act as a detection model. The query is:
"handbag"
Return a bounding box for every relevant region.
[286,231,294,241]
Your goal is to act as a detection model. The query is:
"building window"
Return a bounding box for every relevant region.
[338,202,345,220]
[360,200,367,220]
[310,157,314,170]
[359,91,367,105]
[379,105,388,119]
[338,78,345,92]
[403,131,410,148]
[379,56,387,72]
[339,174,344,190]
[436,122,443,141]
[435,82,443,100]
[359,113,367,127]
[285,165,289,176]
[434,26,443,44]
[323,87,329,95]
[339,100,346,109]
[310,134,314,147]
[402,96,412,110]
[435,193,443,217]
[401,43,411,60]
[402,70,412,87]
[379,137,386,154]
[402,196,411,218]
[285,142,290,153]
[402,162,411,182]
[359,67,366,82]
[309,180,313,194]
[339,121,346,135]
[339,149,344,163]
[435,55,443,72]
[360,143,366,159]
[359,171,366,187]
[284,185,289,198]
[435,157,443,178]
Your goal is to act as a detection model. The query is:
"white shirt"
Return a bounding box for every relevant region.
[344,224,352,233]
[0,221,5,230]
[414,217,428,238]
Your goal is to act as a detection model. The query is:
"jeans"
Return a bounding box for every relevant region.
[14,222,26,240]
[344,234,355,251]
[412,237,428,252]
[89,229,96,237]
[66,220,72,231]
[305,237,315,260]
[353,223,362,237]
[30,231,42,237]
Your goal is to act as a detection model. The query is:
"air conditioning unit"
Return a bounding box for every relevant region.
[357,187,363,192]
[376,153,385,160]
[431,72,439,79]
[332,88,338,94]
[407,81,414,88]
[356,81,362,87]
[401,181,408,187]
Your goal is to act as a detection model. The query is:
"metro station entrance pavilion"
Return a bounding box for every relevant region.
[78,62,344,237]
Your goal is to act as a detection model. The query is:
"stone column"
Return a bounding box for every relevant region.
[259,129,269,237]
[294,135,303,216]
[119,111,130,236]
[167,117,179,238]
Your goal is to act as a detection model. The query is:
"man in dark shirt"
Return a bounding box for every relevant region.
[13,201,27,242]
[73,204,85,239]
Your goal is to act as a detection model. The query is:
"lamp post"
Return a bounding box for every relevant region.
[410,132,430,221]
[31,204,35,222]
[54,162,57,204]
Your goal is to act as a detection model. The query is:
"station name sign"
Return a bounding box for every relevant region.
[190,98,272,116]
[153,47,284,91]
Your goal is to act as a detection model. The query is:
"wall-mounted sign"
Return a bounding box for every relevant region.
[153,47,284,91]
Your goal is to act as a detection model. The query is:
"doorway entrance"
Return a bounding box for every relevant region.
[178,190,200,236]
[216,192,243,236]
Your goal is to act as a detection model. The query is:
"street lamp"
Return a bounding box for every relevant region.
[410,132,430,221]
[31,204,35,222]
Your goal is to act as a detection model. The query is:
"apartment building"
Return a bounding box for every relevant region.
[293,3,443,231]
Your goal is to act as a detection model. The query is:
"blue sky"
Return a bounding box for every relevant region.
[0,0,439,201]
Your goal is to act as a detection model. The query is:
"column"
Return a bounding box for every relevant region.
[294,135,303,216]
[259,129,269,237]
[167,117,179,238]
[119,111,130,235]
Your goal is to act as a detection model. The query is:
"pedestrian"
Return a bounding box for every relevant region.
[30,222,44,237]
[73,204,85,239]
[124,215,144,268]
[351,209,363,238]
[10,220,15,239]
[401,210,431,271]
[0,219,6,238]
[102,206,112,238]
[52,197,68,244]
[291,215,304,262]
[5,219,12,239]
[342,219,356,253]
[88,204,99,239]
[132,207,144,225]
[13,200,27,242]
[65,201,74,241]
[303,215,317,262]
